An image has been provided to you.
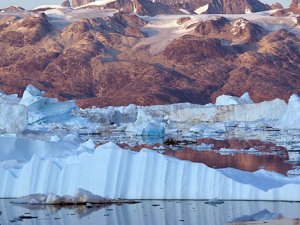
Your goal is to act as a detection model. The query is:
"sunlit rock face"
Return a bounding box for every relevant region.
[0,6,299,107]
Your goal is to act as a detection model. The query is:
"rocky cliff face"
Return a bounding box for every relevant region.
[0,6,25,12]
[290,0,299,8]
[271,0,300,16]
[0,8,299,107]
[62,0,72,7]
[205,0,270,14]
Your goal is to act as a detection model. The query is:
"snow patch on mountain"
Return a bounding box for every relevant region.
[195,4,209,14]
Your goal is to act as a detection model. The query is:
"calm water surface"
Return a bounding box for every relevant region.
[1,200,300,225]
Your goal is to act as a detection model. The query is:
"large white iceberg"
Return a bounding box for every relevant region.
[277,94,300,129]
[1,142,300,201]
[215,92,254,106]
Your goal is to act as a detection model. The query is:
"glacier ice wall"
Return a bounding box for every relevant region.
[1,142,300,200]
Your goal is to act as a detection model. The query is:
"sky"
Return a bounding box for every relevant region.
[0,0,292,10]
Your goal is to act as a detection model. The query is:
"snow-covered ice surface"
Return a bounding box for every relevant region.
[1,85,300,200]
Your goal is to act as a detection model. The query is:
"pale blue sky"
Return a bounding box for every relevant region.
[0,0,292,10]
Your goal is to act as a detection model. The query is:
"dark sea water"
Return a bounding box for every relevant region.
[1,199,300,225]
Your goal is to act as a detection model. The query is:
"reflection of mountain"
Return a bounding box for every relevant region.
[126,138,292,175]
[232,209,283,222]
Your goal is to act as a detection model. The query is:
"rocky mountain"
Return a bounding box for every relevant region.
[63,0,270,15]
[147,0,271,14]
[0,7,299,108]
[205,0,270,14]
[62,0,72,7]
[0,6,25,12]
[271,0,300,16]
[291,0,300,8]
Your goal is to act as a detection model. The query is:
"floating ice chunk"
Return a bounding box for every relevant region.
[19,84,44,107]
[0,103,27,134]
[277,94,300,129]
[20,85,78,124]
[11,189,111,205]
[75,188,109,203]
[215,92,253,106]
[126,120,165,137]
[111,104,138,125]
[142,122,165,137]
[11,194,48,204]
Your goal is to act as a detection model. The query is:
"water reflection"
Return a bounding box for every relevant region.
[1,200,300,225]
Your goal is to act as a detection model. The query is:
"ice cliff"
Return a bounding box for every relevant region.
[1,142,300,200]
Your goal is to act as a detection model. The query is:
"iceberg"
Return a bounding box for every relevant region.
[215,92,254,106]
[20,85,78,124]
[277,94,300,129]
[1,142,300,201]
[168,99,287,123]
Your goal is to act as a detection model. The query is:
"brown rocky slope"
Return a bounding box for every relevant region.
[0,10,299,108]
